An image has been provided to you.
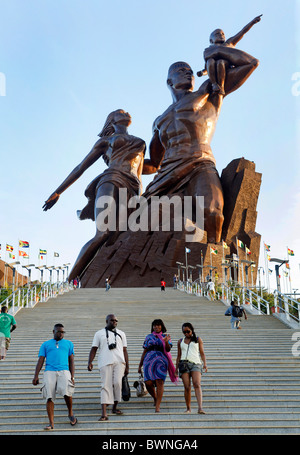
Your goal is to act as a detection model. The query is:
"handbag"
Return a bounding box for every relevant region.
[133,374,148,397]
[178,360,190,374]
[121,375,131,401]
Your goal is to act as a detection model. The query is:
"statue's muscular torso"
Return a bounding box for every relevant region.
[154,89,222,164]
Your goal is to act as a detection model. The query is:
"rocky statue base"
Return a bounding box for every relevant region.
[80,158,261,288]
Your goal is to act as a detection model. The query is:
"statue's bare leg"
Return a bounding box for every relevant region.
[216,59,227,95]
[68,183,119,281]
[206,58,221,94]
[186,163,224,244]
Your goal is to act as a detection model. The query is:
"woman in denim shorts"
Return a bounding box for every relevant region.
[176,322,208,414]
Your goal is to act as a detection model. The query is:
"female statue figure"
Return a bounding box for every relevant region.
[43,109,148,281]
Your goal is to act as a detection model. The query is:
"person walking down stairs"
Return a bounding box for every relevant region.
[32,323,77,430]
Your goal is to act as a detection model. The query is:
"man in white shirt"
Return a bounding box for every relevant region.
[87,314,129,421]
[207,279,216,300]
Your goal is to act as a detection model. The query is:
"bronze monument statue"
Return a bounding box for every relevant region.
[143,35,260,244]
[43,17,263,287]
[197,15,262,95]
[43,109,152,280]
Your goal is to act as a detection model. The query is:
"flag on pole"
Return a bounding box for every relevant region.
[287,248,295,256]
[9,253,15,259]
[284,271,289,277]
[210,247,218,255]
[245,246,251,255]
[237,239,244,248]
[267,254,271,261]
[19,250,29,258]
[19,240,29,248]
[6,244,13,252]
[264,243,271,251]
[185,247,191,253]
[39,249,47,256]
[286,263,290,269]
[268,269,273,274]
[54,252,59,257]
[222,241,229,249]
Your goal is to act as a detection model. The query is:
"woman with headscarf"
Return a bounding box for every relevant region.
[138,319,178,413]
[43,109,149,281]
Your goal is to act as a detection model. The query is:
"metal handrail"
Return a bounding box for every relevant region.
[0,281,73,316]
[274,292,300,324]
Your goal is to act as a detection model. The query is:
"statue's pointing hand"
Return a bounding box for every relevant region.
[42,192,60,211]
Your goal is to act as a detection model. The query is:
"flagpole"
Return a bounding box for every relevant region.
[287,246,292,295]
[200,250,203,284]
[222,241,225,284]
[236,236,240,286]
[264,241,270,293]
[185,249,188,283]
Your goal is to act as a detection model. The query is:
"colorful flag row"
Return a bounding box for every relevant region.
[0,243,59,260]
[237,239,251,255]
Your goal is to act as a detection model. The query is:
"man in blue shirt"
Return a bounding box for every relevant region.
[32,323,77,430]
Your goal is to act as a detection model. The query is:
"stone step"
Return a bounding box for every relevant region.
[0,287,299,435]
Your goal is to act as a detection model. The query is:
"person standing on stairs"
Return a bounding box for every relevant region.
[176,322,207,414]
[138,319,178,412]
[87,314,129,421]
[32,323,77,430]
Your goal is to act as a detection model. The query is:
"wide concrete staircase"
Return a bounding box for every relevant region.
[0,288,299,435]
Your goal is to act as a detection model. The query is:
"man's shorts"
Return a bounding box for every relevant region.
[40,370,75,402]
[0,337,11,350]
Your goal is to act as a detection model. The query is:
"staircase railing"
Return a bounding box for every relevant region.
[177,279,300,328]
[273,292,300,325]
[221,284,271,315]
[0,281,73,316]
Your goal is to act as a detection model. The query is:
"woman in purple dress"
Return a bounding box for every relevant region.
[138,319,178,412]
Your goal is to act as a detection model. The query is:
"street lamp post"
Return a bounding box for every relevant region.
[54,267,62,287]
[176,262,184,283]
[188,265,196,282]
[269,258,288,294]
[258,266,263,297]
[242,260,254,289]
[22,264,35,289]
[63,263,71,282]
[4,262,21,293]
[35,266,46,286]
[45,266,55,285]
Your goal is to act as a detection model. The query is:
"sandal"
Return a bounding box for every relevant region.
[69,415,78,426]
[99,416,109,421]
[112,409,123,415]
[44,424,54,431]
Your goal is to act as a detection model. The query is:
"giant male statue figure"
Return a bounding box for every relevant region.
[143,46,259,243]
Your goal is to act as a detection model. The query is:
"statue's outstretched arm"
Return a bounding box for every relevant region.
[227,14,262,47]
[42,138,108,211]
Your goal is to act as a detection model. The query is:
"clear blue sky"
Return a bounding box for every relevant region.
[0,0,299,291]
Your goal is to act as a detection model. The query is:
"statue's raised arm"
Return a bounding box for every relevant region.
[42,137,109,211]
